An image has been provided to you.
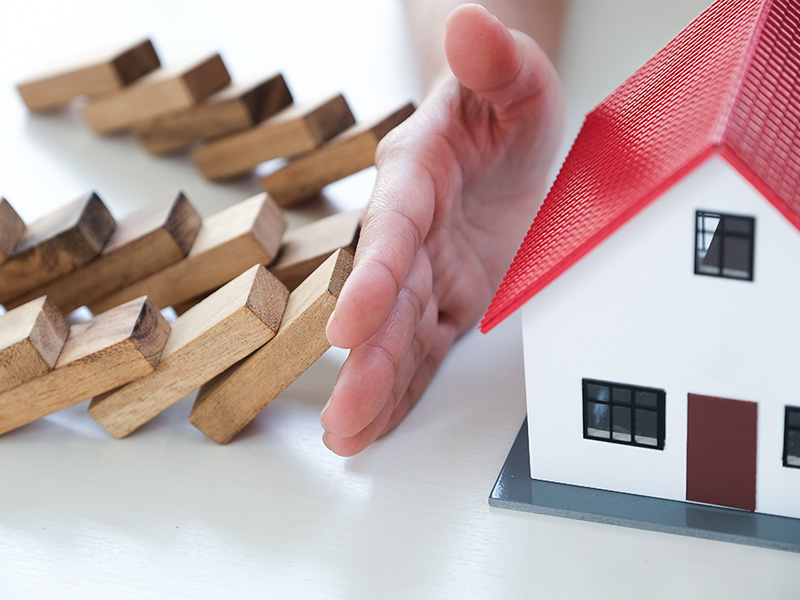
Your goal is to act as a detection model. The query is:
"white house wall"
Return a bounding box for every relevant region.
[521,154,800,518]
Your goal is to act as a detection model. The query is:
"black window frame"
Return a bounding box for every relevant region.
[582,378,666,450]
[783,406,800,469]
[694,210,755,281]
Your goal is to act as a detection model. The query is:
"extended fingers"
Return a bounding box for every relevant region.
[322,249,433,440]
[326,127,436,350]
[322,295,439,457]
[444,4,557,111]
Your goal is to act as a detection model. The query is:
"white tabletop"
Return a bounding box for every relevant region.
[0,1,797,598]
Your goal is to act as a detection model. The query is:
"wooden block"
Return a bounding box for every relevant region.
[82,54,231,135]
[0,297,169,436]
[88,265,289,438]
[191,94,356,181]
[0,192,115,305]
[167,208,361,314]
[88,193,286,313]
[16,39,160,112]
[5,192,202,313]
[136,75,293,155]
[190,249,353,444]
[0,198,25,263]
[0,297,69,394]
[261,103,415,207]
[270,209,361,291]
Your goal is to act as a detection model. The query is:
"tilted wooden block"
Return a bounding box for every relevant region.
[5,192,202,313]
[270,209,361,291]
[190,249,353,444]
[0,192,115,305]
[16,39,160,112]
[0,198,25,263]
[191,94,356,181]
[88,193,286,313]
[136,75,293,155]
[168,208,361,314]
[0,296,69,394]
[88,265,289,438]
[261,103,415,207]
[82,54,231,135]
[0,297,169,436]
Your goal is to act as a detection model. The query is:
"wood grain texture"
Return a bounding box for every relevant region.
[0,297,169,436]
[0,296,69,394]
[81,54,230,135]
[168,208,361,314]
[0,192,115,304]
[88,193,286,313]
[270,209,360,291]
[0,198,25,263]
[16,39,160,112]
[88,265,289,438]
[5,192,202,313]
[190,249,353,444]
[136,75,293,155]
[192,94,355,181]
[261,103,415,207]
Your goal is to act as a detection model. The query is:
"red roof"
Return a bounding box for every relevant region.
[481,0,800,333]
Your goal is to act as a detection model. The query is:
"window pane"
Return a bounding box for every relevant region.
[612,406,632,442]
[787,408,800,429]
[786,430,800,467]
[612,387,631,405]
[635,390,658,408]
[700,226,722,269]
[635,409,659,446]
[724,216,753,235]
[586,402,610,438]
[586,383,610,403]
[722,236,752,278]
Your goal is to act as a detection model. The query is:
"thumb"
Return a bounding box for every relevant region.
[444,3,555,109]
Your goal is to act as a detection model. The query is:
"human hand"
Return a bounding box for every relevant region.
[322,4,564,456]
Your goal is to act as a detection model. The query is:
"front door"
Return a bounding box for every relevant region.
[686,393,757,511]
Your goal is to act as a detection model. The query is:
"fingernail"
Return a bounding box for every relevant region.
[320,396,332,430]
[325,309,336,345]
[322,431,332,451]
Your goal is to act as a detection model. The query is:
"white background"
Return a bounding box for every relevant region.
[1,1,798,598]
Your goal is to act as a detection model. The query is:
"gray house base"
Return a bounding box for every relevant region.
[489,420,800,553]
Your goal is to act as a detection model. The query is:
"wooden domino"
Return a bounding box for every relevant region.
[5,192,202,313]
[0,297,169,436]
[82,54,231,135]
[167,208,361,314]
[0,192,115,305]
[88,193,285,313]
[261,103,415,207]
[88,265,289,438]
[135,75,294,155]
[270,209,360,291]
[0,198,25,263]
[191,94,356,180]
[16,39,160,112]
[190,249,353,444]
[0,297,69,394]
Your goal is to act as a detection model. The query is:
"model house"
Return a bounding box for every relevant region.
[482,0,800,520]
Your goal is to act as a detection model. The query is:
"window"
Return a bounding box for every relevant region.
[695,211,755,281]
[583,378,665,450]
[783,406,800,468]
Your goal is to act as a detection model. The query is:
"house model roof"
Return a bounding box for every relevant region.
[481,0,800,333]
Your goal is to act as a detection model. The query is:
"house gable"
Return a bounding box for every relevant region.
[521,155,800,518]
[482,0,800,333]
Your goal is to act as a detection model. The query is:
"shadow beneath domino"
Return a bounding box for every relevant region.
[19,109,263,217]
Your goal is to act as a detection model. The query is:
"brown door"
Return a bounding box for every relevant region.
[686,393,758,511]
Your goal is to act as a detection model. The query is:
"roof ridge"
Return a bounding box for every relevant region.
[713,0,777,146]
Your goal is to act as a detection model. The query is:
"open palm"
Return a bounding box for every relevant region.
[323,5,564,456]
